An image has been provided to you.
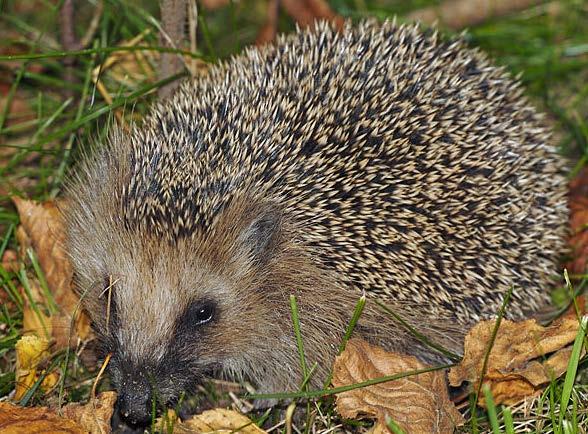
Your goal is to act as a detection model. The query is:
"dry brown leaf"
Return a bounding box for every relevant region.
[13,198,75,308]
[52,311,93,350]
[15,310,61,399]
[14,335,50,401]
[176,408,267,434]
[1,249,19,272]
[92,30,199,121]
[12,197,91,347]
[370,422,393,434]
[40,370,60,394]
[0,402,85,434]
[448,311,586,406]
[15,225,31,257]
[0,250,18,308]
[332,339,464,434]
[0,90,35,130]
[200,0,230,9]
[22,298,52,339]
[566,167,588,274]
[62,391,117,434]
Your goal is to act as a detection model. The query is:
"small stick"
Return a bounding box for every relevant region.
[256,0,280,46]
[158,0,188,98]
[91,352,112,401]
[408,0,541,29]
[79,0,104,49]
[58,0,82,99]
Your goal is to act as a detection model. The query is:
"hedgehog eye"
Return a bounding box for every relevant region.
[187,301,216,326]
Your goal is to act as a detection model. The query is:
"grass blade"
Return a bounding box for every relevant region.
[558,315,587,429]
[376,300,461,362]
[289,295,309,390]
[483,384,502,434]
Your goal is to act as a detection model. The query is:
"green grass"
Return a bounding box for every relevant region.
[0,0,587,433]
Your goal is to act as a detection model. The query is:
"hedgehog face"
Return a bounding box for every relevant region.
[105,269,225,424]
[68,198,285,426]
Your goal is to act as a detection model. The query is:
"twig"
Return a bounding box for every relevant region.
[199,0,229,9]
[91,353,112,401]
[58,0,82,99]
[256,0,280,45]
[305,0,344,28]
[282,0,344,29]
[282,0,317,27]
[285,402,296,434]
[158,0,188,98]
[188,0,199,75]
[408,0,541,29]
[79,0,104,49]
[59,0,81,52]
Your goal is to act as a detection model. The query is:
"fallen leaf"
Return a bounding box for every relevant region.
[0,402,85,434]
[52,311,93,350]
[15,308,61,399]
[199,0,230,9]
[176,408,266,433]
[12,198,75,308]
[0,249,18,307]
[14,335,50,401]
[332,339,464,434]
[1,249,19,272]
[15,225,31,257]
[40,370,60,394]
[12,197,92,347]
[62,391,117,434]
[566,167,588,274]
[92,30,188,123]
[448,311,586,406]
[22,297,52,339]
[0,89,35,130]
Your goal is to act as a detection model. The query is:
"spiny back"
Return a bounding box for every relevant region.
[115,20,566,324]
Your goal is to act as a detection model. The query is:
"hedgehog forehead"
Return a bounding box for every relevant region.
[108,245,233,363]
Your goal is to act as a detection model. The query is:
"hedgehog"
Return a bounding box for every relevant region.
[64,20,568,426]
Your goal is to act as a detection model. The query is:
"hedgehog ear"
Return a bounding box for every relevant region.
[237,205,282,265]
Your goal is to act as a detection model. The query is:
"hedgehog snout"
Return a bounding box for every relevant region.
[116,367,158,427]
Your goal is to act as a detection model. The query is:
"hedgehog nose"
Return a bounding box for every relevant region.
[117,390,155,426]
[117,371,156,426]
